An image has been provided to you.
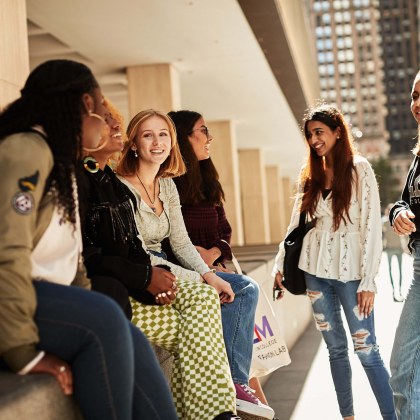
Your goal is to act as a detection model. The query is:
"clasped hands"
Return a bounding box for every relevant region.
[147,266,179,305]
[147,266,235,306]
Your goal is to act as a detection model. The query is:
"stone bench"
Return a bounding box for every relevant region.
[0,371,82,420]
[0,245,311,419]
[0,346,172,420]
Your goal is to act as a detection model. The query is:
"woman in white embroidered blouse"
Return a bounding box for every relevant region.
[116,109,271,419]
[273,105,396,420]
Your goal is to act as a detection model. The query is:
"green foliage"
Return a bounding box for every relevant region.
[371,157,400,214]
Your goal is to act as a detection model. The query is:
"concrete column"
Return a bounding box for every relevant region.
[0,0,29,109]
[238,149,270,245]
[282,176,294,229]
[126,63,181,116]
[265,165,287,243]
[207,120,244,246]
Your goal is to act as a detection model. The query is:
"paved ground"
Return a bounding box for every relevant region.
[263,251,413,420]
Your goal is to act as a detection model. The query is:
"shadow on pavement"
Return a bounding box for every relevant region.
[263,322,321,420]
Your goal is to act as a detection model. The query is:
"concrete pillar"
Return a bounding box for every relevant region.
[282,176,294,228]
[126,63,181,116]
[238,149,270,245]
[207,120,244,246]
[0,0,29,109]
[265,165,287,243]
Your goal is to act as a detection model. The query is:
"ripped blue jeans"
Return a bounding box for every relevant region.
[305,273,396,419]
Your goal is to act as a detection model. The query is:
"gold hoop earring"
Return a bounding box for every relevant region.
[83,136,109,153]
[83,156,99,173]
[88,111,105,122]
[82,119,110,153]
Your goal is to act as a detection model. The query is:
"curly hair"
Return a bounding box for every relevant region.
[300,104,358,231]
[168,110,225,206]
[0,59,99,225]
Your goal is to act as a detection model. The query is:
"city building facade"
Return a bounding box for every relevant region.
[306,0,389,160]
[378,0,419,185]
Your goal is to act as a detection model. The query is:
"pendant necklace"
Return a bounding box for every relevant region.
[136,174,157,213]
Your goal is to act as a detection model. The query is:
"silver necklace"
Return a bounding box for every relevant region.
[136,174,157,213]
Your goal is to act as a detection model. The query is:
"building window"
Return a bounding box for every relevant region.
[325,39,333,49]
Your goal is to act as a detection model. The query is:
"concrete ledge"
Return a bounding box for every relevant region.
[0,346,172,420]
[152,344,173,382]
[0,372,82,420]
[231,244,313,388]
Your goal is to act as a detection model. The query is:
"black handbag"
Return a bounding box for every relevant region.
[282,211,315,295]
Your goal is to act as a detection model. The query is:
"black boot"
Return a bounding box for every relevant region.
[213,412,242,420]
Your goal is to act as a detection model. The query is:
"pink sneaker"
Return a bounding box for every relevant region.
[234,383,275,419]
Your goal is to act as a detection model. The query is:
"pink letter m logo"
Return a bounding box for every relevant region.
[253,315,274,344]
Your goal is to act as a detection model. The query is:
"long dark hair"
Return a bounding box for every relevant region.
[0,59,99,224]
[168,110,225,206]
[300,104,357,231]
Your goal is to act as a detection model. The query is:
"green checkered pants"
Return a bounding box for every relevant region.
[131,279,236,420]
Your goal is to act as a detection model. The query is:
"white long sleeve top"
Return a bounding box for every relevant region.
[272,156,382,293]
[119,176,211,282]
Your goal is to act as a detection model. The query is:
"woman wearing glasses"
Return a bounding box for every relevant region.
[116,109,273,419]
[164,110,275,419]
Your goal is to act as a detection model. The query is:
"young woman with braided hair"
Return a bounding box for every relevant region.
[0,59,176,420]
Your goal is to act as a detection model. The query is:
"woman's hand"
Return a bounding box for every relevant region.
[273,272,286,301]
[393,210,416,235]
[202,272,235,304]
[196,246,221,266]
[357,291,375,318]
[147,267,179,305]
[29,353,73,395]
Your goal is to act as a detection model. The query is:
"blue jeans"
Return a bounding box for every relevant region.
[390,240,420,419]
[305,273,396,419]
[218,272,259,385]
[11,281,177,420]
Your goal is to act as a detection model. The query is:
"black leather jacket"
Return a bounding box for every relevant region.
[78,164,155,303]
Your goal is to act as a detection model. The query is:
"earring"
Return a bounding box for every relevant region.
[88,110,105,122]
[83,156,99,173]
[133,148,138,158]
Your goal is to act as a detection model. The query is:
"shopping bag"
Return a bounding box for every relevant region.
[250,288,291,377]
